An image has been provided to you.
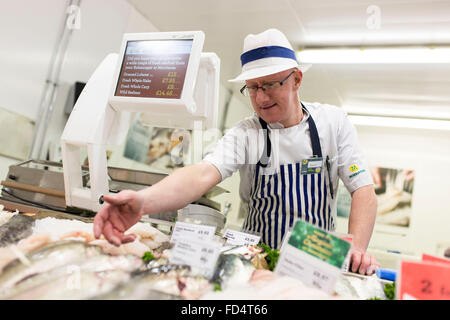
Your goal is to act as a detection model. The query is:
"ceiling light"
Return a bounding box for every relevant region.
[348,115,450,131]
[343,105,450,121]
[297,47,450,64]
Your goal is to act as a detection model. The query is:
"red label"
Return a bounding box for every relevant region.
[422,253,450,265]
[398,260,450,300]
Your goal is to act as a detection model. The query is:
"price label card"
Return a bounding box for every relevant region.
[398,260,450,300]
[223,229,260,246]
[422,253,450,265]
[279,231,292,254]
[170,221,216,244]
[274,220,351,294]
[169,236,222,279]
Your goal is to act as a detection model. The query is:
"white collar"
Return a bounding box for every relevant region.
[266,107,310,129]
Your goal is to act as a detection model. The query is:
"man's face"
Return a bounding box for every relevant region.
[245,68,302,126]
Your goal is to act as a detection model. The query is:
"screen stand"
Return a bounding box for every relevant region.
[61,53,122,212]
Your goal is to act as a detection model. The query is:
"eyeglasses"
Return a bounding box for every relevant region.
[240,70,296,97]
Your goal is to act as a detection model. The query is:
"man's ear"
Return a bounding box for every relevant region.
[293,69,303,90]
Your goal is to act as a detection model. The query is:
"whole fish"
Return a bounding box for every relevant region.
[74,253,143,273]
[0,214,34,247]
[0,254,143,299]
[96,265,210,300]
[94,265,188,300]
[93,280,183,300]
[9,269,130,300]
[137,266,212,299]
[0,240,102,290]
[211,253,255,290]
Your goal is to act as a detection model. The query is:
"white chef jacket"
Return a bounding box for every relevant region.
[203,101,373,225]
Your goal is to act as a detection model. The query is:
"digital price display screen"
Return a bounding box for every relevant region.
[115,39,193,99]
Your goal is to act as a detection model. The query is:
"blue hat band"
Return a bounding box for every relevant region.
[240,46,297,67]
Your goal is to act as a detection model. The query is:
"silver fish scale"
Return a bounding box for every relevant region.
[0,215,34,247]
[146,264,191,274]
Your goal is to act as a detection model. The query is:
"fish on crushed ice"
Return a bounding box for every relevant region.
[203,269,347,300]
[80,253,143,273]
[211,253,256,290]
[125,223,170,250]
[0,214,35,247]
[9,269,130,300]
[31,217,93,241]
[89,239,128,255]
[88,238,151,257]
[98,265,211,300]
[0,233,52,272]
[136,266,212,300]
[0,240,102,290]
[93,281,182,300]
[137,263,190,275]
[0,254,143,299]
[95,265,189,300]
[248,269,274,284]
[334,274,386,300]
[0,208,17,227]
[60,231,95,243]
[122,239,151,257]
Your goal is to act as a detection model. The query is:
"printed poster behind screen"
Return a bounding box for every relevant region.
[337,166,415,228]
[123,114,190,173]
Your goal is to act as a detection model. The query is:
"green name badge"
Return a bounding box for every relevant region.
[301,157,323,175]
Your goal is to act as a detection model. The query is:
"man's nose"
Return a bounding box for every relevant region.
[254,87,270,104]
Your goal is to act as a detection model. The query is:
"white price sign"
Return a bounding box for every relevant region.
[224,229,260,246]
[275,245,340,294]
[169,236,222,279]
[170,221,216,244]
[274,220,351,294]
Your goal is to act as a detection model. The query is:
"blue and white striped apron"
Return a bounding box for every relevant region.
[243,104,333,249]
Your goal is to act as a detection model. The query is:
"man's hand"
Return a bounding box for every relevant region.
[349,247,380,275]
[93,190,145,246]
[348,185,378,275]
[93,161,221,247]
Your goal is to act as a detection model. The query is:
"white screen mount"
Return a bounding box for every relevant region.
[61,31,220,212]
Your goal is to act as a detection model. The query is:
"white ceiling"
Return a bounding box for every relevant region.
[127,0,450,118]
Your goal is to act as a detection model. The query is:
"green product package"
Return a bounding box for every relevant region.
[287,220,351,269]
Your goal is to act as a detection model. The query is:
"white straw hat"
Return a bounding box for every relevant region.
[228,28,311,83]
